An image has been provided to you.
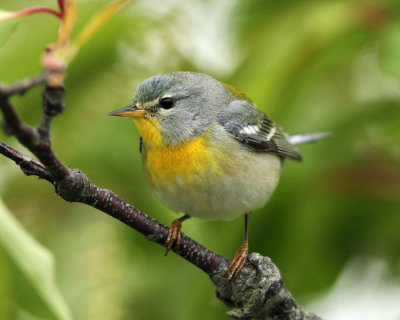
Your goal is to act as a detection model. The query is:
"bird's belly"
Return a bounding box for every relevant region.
[143,143,282,220]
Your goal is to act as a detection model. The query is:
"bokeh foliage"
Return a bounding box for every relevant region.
[0,0,399,319]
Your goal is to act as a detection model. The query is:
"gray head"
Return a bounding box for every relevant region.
[132,72,231,146]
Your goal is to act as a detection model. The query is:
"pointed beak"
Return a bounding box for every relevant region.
[109,104,148,118]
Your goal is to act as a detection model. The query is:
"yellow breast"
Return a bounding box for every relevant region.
[133,118,218,188]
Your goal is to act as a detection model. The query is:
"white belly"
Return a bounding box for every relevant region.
[149,150,282,220]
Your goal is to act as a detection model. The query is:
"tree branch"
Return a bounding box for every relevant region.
[0,141,54,183]
[0,75,321,320]
[0,72,48,97]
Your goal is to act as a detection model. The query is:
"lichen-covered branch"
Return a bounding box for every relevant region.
[0,75,321,320]
[212,253,321,320]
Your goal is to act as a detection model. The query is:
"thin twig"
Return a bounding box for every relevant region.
[0,7,62,21]
[0,100,70,181]
[0,141,54,183]
[0,72,48,97]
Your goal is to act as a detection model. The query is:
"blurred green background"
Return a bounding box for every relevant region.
[1,0,400,319]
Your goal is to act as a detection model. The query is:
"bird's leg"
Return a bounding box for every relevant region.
[165,214,190,255]
[228,212,250,281]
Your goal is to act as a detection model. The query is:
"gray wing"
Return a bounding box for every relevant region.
[219,100,302,161]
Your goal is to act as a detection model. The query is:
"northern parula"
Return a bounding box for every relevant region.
[110,71,328,280]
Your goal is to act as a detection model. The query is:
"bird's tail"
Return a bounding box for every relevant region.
[288,132,331,145]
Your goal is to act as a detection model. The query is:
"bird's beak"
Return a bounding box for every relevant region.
[109,104,148,118]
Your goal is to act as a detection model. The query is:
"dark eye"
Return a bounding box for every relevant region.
[160,97,174,109]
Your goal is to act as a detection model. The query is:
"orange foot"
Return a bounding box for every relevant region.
[228,242,249,281]
[164,219,182,255]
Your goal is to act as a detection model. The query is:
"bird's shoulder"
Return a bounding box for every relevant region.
[218,99,302,161]
[222,83,253,103]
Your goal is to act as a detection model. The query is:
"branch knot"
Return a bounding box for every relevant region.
[211,253,321,320]
[56,169,91,202]
[43,85,65,116]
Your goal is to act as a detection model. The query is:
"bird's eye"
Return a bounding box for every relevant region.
[160,97,174,109]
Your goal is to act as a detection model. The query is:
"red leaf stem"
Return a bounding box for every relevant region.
[0,7,62,21]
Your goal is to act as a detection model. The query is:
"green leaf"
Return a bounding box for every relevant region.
[0,10,19,48]
[0,198,72,320]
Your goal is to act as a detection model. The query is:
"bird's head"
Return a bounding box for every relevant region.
[110,72,230,147]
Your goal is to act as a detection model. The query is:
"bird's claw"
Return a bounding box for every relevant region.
[165,219,182,256]
[228,242,249,281]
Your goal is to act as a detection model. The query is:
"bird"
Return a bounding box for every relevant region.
[110,71,328,280]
